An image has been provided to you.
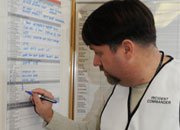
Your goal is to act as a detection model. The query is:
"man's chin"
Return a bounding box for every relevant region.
[104,72,120,85]
[99,67,119,85]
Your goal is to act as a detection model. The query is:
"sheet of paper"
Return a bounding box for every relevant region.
[74,3,113,121]
[6,0,71,129]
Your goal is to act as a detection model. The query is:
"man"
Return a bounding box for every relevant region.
[30,0,180,130]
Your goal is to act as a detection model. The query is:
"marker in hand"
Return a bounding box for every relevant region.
[25,90,57,104]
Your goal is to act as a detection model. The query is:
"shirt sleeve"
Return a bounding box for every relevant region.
[43,86,113,130]
[44,111,96,130]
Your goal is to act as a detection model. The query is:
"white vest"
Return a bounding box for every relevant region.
[100,59,180,130]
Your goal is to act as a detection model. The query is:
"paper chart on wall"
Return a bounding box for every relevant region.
[74,2,113,121]
[74,1,180,121]
[6,0,70,130]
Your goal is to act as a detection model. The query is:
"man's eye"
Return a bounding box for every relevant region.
[95,52,102,56]
[95,52,101,56]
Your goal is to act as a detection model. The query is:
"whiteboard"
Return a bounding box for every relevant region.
[0,0,72,130]
[74,0,180,121]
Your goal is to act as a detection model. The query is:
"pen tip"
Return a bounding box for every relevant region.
[25,90,33,95]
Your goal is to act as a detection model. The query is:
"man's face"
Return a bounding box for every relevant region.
[90,44,128,85]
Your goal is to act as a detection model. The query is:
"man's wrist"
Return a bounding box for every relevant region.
[44,109,53,123]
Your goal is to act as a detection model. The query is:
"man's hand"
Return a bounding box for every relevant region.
[30,88,54,123]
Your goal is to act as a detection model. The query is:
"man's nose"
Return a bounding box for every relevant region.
[93,55,102,66]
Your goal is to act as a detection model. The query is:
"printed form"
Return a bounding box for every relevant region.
[6,0,65,130]
[74,3,113,121]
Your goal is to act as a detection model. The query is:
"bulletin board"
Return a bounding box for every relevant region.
[72,0,180,121]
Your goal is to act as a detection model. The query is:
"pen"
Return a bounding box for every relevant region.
[25,90,57,104]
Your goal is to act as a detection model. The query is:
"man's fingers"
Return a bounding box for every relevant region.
[28,89,54,122]
[33,93,42,106]
[32,88,54,99]
[29,96,35,104]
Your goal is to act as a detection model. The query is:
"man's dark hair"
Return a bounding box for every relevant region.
[82,0,156,51]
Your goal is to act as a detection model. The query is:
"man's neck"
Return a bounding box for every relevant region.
[122,47,164,87]
[134,48,167,86]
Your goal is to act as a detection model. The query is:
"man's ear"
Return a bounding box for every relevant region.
[121,39,134,59]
